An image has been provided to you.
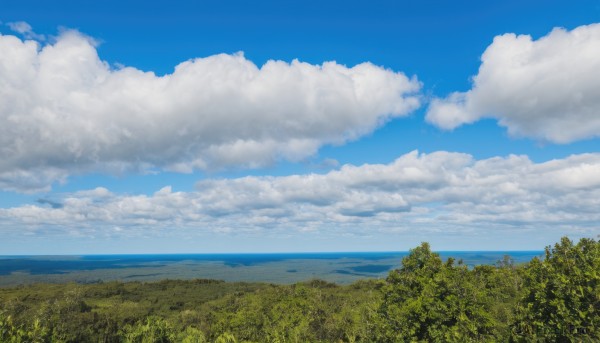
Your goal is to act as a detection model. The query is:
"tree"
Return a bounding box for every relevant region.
[511,237,600,341]
[121,317,176,343]
[178,327,207,343]
[374,242,498,342]
[0,313,49,343]
[214,332,237,343]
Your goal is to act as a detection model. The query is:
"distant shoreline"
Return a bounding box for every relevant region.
[0,251,543,287]
[0,250,545,258]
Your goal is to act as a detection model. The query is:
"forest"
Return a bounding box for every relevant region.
[0,236,598,342]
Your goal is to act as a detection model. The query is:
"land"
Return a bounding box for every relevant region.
[0,251,541,287]
[0,237,598,342]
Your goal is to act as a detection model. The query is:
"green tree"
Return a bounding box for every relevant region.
[0,313,49,343]
[178,326,207,343]
[374,242,498,342]
[121,317,176,343]
[511,237,600,341]
[214,332,237,343]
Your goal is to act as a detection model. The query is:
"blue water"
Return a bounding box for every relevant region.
[0,251,543,277]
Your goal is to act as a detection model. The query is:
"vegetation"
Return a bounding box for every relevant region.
[511,237,600,341]
[1,237,598,342]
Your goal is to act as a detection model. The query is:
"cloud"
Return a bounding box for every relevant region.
[0,168,68,193]
[0,29,421,192]
[426,23,600,143]
[1,151,599,238]
[6,21,45,41]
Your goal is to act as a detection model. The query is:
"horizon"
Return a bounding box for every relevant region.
[1,0,599,254]
[0,248,545,287]
[0,249,546,257]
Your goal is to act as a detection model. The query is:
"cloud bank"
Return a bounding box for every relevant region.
[2,151,599,238]
[0,29,421,192]
[426,23,600,143]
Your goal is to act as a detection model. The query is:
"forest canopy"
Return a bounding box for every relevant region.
[1,236,598,342]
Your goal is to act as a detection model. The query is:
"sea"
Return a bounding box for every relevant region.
[0,251,543,287]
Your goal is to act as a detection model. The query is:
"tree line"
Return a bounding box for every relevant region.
[1,236,598,342]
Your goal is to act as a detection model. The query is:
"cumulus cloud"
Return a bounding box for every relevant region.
[1,151,599,238]
[426,23,600,143]
[0,28,421,192]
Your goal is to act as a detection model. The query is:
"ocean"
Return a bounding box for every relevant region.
[0,251,543,286]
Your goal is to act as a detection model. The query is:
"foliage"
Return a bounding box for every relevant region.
[0,237,597,342]
[121,317,176,343]
[178,327,207,343]
[510,237,600,341]
[374,243,507,342]
[0,312,49,343]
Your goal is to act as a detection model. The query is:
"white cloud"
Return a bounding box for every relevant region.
[6,21,45,41]
[0,29,421,192]
[2,151,599,239]
[426,23,600,143]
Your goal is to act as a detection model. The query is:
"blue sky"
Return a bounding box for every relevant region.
[1,0,599,254]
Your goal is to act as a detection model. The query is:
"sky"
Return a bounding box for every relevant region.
[1,0,600,254]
